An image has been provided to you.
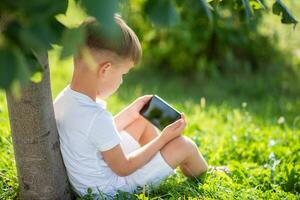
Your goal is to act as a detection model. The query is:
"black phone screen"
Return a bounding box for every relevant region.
[139,95,181,130]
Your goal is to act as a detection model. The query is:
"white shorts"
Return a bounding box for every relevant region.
[118,130,176,192]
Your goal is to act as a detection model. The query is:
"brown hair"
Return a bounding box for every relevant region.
[82,14,142,65]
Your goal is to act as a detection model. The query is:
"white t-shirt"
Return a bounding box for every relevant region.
[53,85,127,197]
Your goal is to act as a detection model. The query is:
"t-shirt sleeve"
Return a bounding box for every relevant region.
[87,111,121,152]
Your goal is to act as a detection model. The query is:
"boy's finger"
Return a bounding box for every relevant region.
[180,113,187,124]
[172,118,184,129]
[166,118,182,130]
[175,120,186,132]
[176,124,185,134]
[181,113,186,121]
[145,94,153,97]
[142,94,153,99]
[140,95,153,103]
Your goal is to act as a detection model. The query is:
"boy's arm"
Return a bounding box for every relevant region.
[102,117,185,177]
[102,135,164,177]
[114,95,152,132]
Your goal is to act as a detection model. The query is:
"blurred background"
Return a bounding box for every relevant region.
[51,0,300,121]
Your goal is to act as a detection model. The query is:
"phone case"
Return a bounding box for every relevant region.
[140,95,181,130]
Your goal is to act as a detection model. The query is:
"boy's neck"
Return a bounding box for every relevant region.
[70,81,97,102]
[70,66,98,101]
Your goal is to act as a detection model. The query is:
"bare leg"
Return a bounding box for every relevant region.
[123,116,158,146]
[160,136,208,177]
[123,117,208,177]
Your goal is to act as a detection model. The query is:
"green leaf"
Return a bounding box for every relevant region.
[250,0,265,10]
[80,0,119,34]
[60,26,86,59]
[144,0,180,27]
[1,0,67,19]
[272,0,298,27]
[241,0,253,22]
[56,0,88,28]
[14,48,31,85]
[19,22,54,53]
[0,48,17,89]
[198,0,213,23]
[0,45,32,90]
[3,18,63,55]
[49,18,66,46]
[30,72,43,83]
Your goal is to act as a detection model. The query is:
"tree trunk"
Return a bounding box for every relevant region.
[6,57,73,199]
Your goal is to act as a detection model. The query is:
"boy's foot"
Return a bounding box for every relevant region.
[187,166,231,185]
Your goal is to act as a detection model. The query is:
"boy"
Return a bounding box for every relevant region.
[54,14,208,198]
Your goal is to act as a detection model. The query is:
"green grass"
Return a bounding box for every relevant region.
[0,50,299,199]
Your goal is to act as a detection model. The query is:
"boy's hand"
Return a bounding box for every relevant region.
[159,113,186,144]
[127,95,153,120]
[114,95,152,132]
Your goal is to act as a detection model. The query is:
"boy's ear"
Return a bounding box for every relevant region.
[97,62,112,79]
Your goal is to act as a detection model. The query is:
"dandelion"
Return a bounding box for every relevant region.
[268,139,276,147]
[277,116,285,124]
[232,135,237,141]
[200,97,206,108]
[242,102,247,108]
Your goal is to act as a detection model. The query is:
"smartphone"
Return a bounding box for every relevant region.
[140,95,181,130]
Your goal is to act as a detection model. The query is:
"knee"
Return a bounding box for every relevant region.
[172,136,199,155]
[138,115,152,127]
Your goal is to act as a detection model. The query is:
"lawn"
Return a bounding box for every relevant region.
[0,49,299,199]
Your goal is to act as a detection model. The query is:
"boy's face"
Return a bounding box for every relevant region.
[96,59,134,99]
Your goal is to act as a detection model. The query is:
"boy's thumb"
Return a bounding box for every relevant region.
[176,118,186,130]
[171,119,183,129]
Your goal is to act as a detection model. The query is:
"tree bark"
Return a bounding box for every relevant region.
[6,58,73,199]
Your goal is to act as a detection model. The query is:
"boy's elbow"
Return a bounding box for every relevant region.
[114,167,132,177]
[112,161,133,177]
[115,170,130,177]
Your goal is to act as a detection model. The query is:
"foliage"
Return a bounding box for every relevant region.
[272,0,298,27]
[123,0,299,75]
[0,0,298,90]
[0,0,67,89]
